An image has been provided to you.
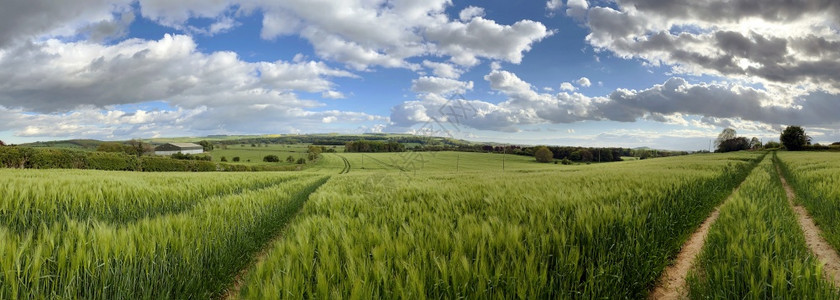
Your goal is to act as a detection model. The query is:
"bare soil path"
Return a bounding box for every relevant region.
[775,164,840,287]
[649,180,747,300]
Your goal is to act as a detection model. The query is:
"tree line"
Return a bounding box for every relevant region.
[344,140,406,153]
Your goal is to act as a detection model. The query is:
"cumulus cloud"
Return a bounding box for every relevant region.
[0,0,136,47]
[565,0,589,20]
[321,90,346,99]
[79,12,136,42]
[411,77,474,96]
[459,6,485,22]
[585,0,840,93]
[560,82,576,91]
[575,77,592,87]
[245,1,551,69]
[0,33,390,139]
[390,69,840,133]
[546,0,563,12]
[0,34,357,112]
[422,60,463,79]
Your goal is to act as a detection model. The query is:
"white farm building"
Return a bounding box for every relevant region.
[154,143,204,155]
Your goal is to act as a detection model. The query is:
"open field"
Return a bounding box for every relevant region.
[207,144,342,165]
[5,150,840,299]
[237,152,762,298]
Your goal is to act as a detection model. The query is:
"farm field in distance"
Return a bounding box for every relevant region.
[3,148,840,299]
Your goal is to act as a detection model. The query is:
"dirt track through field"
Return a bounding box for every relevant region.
[220,177,330,300]
[649,178,748,300]
[776,164,840,287]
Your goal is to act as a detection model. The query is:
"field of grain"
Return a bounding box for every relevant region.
[236,152,762,299]
[5,150,840,299]
[0,170,328,299]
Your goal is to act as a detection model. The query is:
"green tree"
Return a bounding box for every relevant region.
[715,128,737,149]
[296,157,306,164]
[197,140,214,152]
[780,126,809,151]
[232,157,240,162]
[286,155,295,163]
[0,140,5,146]
[128,139,151,157]
[263,155,280,162]
[534,146,553,163]
[307,145,323,161]
[220,156,227,162]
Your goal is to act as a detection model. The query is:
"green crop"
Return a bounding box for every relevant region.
[777,152,840,258]
[0,170,328,299]
[688,155,837,298]
[236,152,762,299]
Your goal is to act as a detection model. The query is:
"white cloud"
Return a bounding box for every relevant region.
[0,33,391,139]
[575,77,592,87]
[422,60,463,79]
[411,76,474,95]
[321,91,345,99]
[565,0,589,20]
[560,82,576,91]
[426,17,552,66]
[390,69,840,133]
[250,1,551,69]
[459,6,485,22]
[0,34,356,112]
[546,0,563,13]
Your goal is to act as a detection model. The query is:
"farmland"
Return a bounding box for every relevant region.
[4,149,840,299]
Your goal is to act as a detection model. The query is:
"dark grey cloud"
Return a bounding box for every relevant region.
[586,1,840,93]
[618,0,840,24]
[0,0,132,48]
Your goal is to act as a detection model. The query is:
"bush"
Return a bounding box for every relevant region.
[534,146,553,163]
[286,155,294,163]
[86,152,140,171]
[233,157,240,162]
[171,153,212,161]
[263,155,280,162]
[296,158,306,164]
[561,158,572,165]
[221,156,228,162]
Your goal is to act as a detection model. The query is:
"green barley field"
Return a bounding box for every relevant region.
[2,149,840,298]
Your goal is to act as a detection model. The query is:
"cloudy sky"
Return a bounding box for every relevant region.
[1,0,839,150]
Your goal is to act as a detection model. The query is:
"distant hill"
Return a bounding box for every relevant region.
[21,139,105,150]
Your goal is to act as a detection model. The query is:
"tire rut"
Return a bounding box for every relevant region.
[775,163,840,287]
[649,171,752,300]
[219,176,330,300]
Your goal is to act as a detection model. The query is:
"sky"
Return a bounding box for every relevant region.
[1,0,839,150]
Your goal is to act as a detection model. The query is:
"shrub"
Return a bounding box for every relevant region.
[233,157,240,162]
[534,146,553,163]
[221,156,228,162]
[264,155,280,162]
[296,158,306,164]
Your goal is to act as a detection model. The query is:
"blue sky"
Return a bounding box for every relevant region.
[1,0,839,150]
